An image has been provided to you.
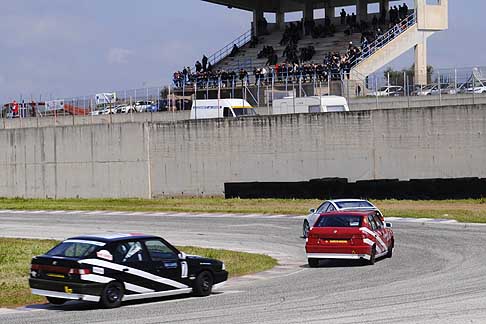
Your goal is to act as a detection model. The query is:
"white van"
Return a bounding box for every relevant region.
[190,99,257,120]
[272,96,349,115]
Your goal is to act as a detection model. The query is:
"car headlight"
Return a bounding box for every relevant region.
[221,262,226,271]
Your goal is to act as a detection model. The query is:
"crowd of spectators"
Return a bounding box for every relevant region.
[257,46,278,65]
[173,4,414,89]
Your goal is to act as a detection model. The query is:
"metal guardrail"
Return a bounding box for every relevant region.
[208,29,253,66]
[350,12,417,68]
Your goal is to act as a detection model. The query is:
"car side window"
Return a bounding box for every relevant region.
[144,240,177,261]
[113,241,147,264]
[326,204,336,212]
[316,202,330,213]
[372,213,384,229]
[368,215,378,231]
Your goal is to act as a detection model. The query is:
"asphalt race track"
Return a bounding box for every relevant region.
[1,210,486,324]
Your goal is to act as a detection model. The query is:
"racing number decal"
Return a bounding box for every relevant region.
[181,261,188,278]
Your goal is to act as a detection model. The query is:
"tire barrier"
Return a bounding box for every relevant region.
[224,177,486,200]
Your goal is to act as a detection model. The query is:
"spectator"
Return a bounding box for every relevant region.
[195,61,202,73]
[229,44,239,57]
[340,9,347,25]
[202,55,208,72]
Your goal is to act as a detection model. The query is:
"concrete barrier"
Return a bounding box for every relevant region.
[0,105,485,198]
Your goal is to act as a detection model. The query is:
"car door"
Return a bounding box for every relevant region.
[111,240,152,290]
[143,239,187,291]
[369,213,388,255]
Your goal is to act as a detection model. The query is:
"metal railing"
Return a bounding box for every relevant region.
[350,12,417,68]
[208,29,253,66]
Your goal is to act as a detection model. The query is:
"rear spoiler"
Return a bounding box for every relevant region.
[338,207,378,211]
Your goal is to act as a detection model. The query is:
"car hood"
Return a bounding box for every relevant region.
[186,254,223,266]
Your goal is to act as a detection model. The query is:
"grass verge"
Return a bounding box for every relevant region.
[0,238,277,308]
[1,197,486,223]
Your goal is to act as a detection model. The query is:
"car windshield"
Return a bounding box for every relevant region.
[335,201,373,209]
[315,215,363,227]
[46,240,105,258]
[233,108,257,116]
[378,87,389,92]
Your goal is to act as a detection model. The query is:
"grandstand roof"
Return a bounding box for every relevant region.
[203,0,375,13]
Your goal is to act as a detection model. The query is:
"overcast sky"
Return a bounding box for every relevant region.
[0,0,482,103]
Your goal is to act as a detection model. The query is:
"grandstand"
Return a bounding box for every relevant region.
[179,0,448,98]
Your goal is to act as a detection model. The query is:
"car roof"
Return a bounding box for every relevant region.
[321,210,375,217]
[67,233,160,243]
[328,199,372,203]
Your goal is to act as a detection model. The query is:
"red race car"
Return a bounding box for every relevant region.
[305,210,394,267]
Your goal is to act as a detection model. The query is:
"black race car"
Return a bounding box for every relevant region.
[29,233,228,308]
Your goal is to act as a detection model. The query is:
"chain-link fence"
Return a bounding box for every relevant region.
[2,66,486,128]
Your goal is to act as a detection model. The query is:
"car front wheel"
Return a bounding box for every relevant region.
[193,271,214,297]
[367,246,376,265]
[386,239,394,258]
[99,281,124,308]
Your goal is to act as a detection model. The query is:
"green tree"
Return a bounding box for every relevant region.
[383,64,434,86]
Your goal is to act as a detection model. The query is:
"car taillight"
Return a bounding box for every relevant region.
[31,264,40,271]
[69,268,91,275]
[351,234,365,245]
[308,234,320,239]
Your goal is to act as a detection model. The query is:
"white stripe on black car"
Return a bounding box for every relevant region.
[79,258,189,289]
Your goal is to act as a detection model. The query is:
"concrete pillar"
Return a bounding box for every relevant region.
[415,39,427,85]
[276,11,285,30]
[303,1,314,21]
[325,4,335,18]
[356,0,368,22]
[253,7,264,36]
[381,0,389,15]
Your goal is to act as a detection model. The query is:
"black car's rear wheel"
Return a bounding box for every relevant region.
[193,271,214,297]
[99,281,124,308]
[46,296,67,305]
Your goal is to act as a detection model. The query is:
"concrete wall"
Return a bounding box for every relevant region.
[0,123,151,198]
[149,105,486,196]
[0,105,485,198]
[348,94,486,111]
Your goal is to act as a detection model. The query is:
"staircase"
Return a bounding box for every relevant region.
[350,13,429,79]
[350,0,448,85]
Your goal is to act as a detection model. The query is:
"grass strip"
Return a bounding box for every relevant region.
[0,238,277,308]
[1,197,486,223]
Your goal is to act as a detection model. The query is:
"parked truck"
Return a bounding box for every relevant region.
[272,96,349,115]
[190,99,257,120]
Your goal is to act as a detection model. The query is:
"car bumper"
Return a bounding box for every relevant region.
[29,278,104,302]
[306,245,371,260]
[213,270,228,285]
[306,252,371,260]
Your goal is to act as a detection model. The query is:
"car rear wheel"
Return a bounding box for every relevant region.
[99,281,124,308]
[303,220,310,238]
[46,297,67,305]
[308,258,319,268]
[193,271,214,297]
[367,246,376,265]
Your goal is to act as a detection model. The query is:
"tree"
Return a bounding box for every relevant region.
[383,64,434,86]
[160,86,169,99]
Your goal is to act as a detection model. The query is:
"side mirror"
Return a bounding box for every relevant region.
[309,208,316,213]
[386,222,393,228]
[178,252,187,260]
